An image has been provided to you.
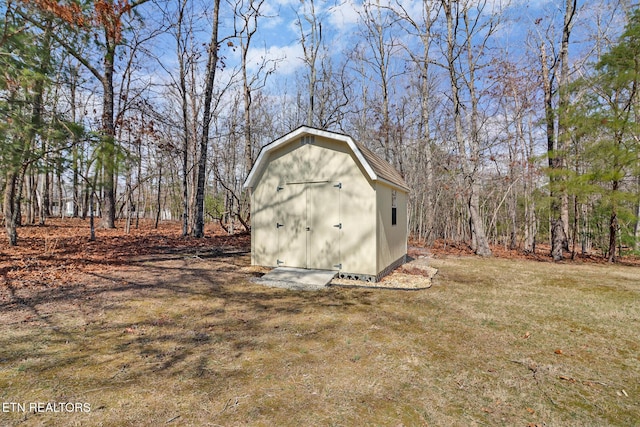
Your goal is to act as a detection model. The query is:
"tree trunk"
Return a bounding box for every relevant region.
[634,199,640,252]
[551,219,566,261]
[101,46,117,229]
[27,172,36,225]
[608,180,620,262]
[42,161,50,222]
[4,171,21,246]
[57,168,63,218]
[242,53,253,176]
[70,65,81,218]
[299,0,319,127]
[469,181,492,257]
[635,175,640,251]
[558,0,576,249]
[124,183,132,234]
[89,190,96,241]
[509,201,518,250]
[235,0,264,177]
[441,0,492,257]
[541,43,563,261]
[155,162,163,229]
[608,211,618,263]
[176,0,190,237]
[193,0,221,238]
[523,199,537,253]
[546,0,576,261]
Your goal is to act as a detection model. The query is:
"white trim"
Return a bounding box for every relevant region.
[243,126,405,192]
[375,177,411,193]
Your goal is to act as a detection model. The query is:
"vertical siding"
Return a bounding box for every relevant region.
[376,183,408,274]
[250,154,281,267]
[250,136,378,276]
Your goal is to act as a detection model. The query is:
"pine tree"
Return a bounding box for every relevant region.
[570,8,640,261]
[1,4,54,245]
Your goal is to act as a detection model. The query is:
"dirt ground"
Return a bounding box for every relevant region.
[0,218,249,291]
[1,217,638,322]
[0,218,439,332]
[3,218,636,298]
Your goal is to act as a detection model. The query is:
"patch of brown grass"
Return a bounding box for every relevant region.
[0,221,639,425]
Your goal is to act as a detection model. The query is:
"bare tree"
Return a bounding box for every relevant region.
[234,0,273,175]
[439,0,499,256]
[393,0,441,244]
[177,0,192,236]
[357,0,401,163]
[294,0,324,128]
[193,0,222,238]
[535,0,577,260]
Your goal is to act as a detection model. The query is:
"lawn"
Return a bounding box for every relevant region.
[1,221,639,426]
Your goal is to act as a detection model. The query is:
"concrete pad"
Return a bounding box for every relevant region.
[253,267,337,291]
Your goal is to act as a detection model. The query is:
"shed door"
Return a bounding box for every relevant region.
[276,181,341,270]
[306,182,341,270]
[277,183,307,268]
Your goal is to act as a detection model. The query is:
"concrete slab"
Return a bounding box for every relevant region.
[253,267,337,291]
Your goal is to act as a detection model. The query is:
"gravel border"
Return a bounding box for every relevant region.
[247,258,438,291]
[330,258,437,290]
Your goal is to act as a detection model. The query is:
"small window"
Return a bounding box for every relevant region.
[391,190,397,226]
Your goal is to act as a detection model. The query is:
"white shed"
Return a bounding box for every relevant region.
[243,126,409,282]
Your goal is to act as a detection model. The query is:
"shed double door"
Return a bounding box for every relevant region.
[276,181,341,270]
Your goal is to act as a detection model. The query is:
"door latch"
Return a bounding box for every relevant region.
[306,226,311,231]
[333,223,342,229]
[276,222,284,228]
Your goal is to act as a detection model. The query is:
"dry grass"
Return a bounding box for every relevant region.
[1,249,639,426]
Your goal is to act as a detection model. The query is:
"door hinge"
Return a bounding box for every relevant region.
[333,263,342,269]
[276,222,284,228]
[333,182,342,189]
[333,223,342,229]
[277,259,284,265]
[277,185,284,192]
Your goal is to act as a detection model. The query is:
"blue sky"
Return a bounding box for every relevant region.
[214,0,613,78]
[141,0,626,108]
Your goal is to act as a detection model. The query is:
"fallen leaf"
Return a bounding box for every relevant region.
[554,349,563,355]
[526,407,535,414]
[523,331,531,339]
[559,375,576,383]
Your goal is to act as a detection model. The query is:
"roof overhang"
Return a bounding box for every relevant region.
[243,126,409,193]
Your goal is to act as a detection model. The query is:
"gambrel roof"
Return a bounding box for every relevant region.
[243,126,409,193]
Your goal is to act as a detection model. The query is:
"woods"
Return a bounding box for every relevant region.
[1,0,639,261]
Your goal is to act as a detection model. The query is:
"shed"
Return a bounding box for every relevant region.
[243,126,409,282]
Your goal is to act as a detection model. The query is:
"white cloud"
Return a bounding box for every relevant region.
[246,43,305,76]
[326,0,362,29]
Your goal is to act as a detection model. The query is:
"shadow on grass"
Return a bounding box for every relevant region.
[0,245,381,390]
